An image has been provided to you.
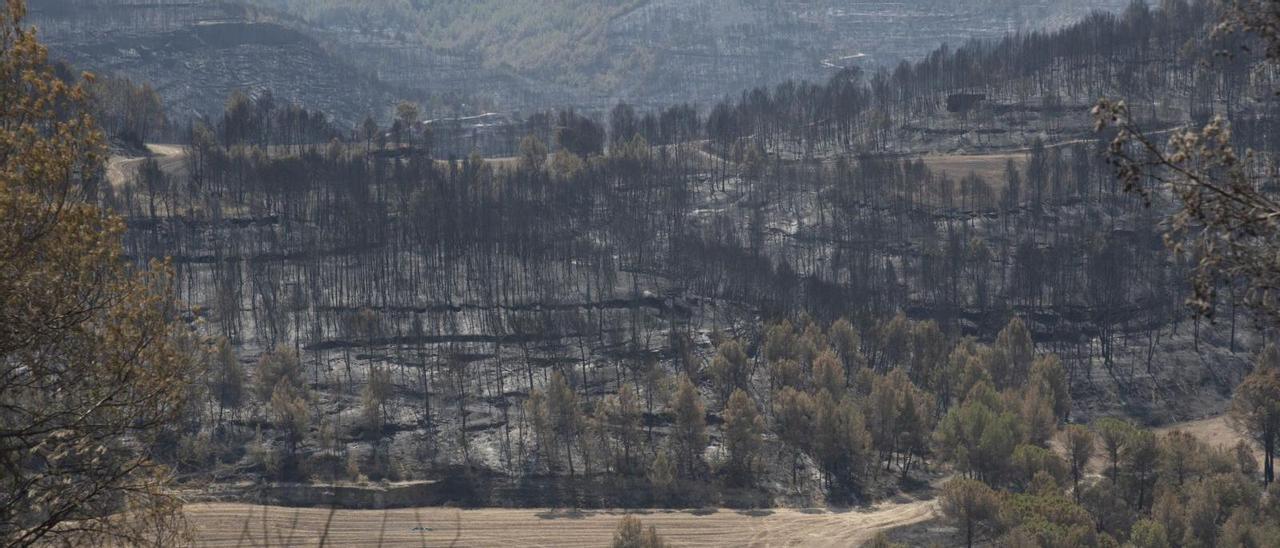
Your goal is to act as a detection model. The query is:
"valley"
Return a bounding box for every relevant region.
[5,0,1280,546]
[31,0,1132,121]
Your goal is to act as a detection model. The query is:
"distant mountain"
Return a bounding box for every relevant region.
[29,0,1131,122]
[28,0,403,125]
[244,0,1131,108]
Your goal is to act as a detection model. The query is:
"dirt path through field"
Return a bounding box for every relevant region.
[186,495,938,547]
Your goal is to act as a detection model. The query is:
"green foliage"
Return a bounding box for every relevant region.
[941,339,984,411]
[551,150,586,180]
[770,358,806,392]
[1120,429,1160,511]
[813,392,872,500]
[519,135,548,171]
[989,318,1034,390]
[1228,349,1280,484]
[607,384,644,474]
[361,366,394,439]
[1216,506,1280,548]
[1080,481,1134,540]
[395,101,420,127]
[866,368,934,477]
[255,347,305,403]
[1181,478,1221,547]
[546,371,582,474]
[1128,518,1170,548]
[907,320,948,390]
[772,387,815,451]
[525,388,552,468]
[269,379,310,457]
[1061,425,1094,500]
[708,340,750,403]
[1158,430,1205,488]
[1030,355,1070,421]
[763,320,798,364]
[827,318,864,380]
[612,515,667,548]
[936,385,1023,485]
[811,350,845,398]
[669,374,707,478]
[1018,385,1058,446]
[721,389,764,486]
[772,386,815,487]
[90,75,166,144]
[1000,490,1098,548]
[648,450,676,499]
[941,478,1003,548]
[796,319,825,367]
[876,313,911,370]
[1094,417,1137,485]
[210,337,245,418]
[1011,444,1069,492]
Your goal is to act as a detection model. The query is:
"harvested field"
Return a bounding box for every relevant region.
[919,152,1027,184]
[186,498,938,547]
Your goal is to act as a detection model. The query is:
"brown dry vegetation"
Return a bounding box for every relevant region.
[186,499,938,547]
[1049,413,1260,476]
[919,152,1028,187]
[1154,415,1259,461]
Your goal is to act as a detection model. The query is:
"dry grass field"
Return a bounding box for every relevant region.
[1048,413,1259,476]
[185,415,1258,547]
[919,152,1027,184]
[186,497,938,547]
[1155,414,1258,460]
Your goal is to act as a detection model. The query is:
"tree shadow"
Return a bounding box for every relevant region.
[535,509,590,520]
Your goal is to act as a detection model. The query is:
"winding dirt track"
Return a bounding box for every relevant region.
[186,497,938,547]
[106,144,186,188]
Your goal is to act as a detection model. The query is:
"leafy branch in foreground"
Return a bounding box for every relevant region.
[1217,0,1280,60]
[1094,3,1280,323]
[0,0,198,545]
[1093,100,1280,322]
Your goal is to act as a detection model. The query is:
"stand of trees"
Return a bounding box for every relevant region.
[937,348,1280,547]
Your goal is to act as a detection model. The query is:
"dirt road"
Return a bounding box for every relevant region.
[106,144,186,188]
[186,496,938,547]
